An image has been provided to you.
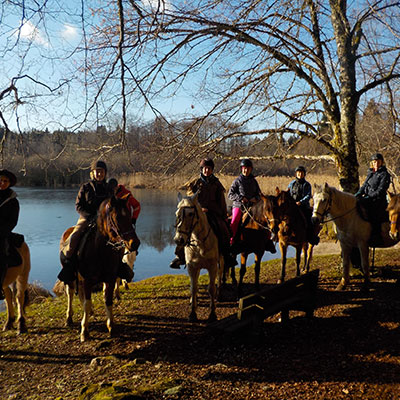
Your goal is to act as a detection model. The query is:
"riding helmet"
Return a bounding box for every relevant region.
[240,159,253,168]
[0,169,17,187]
[370,153,384,162]
[91,160,108,172]
[295,165,306,174]
[200,158,215,170]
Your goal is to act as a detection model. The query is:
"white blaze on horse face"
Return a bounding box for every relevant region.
[312,191,328,222]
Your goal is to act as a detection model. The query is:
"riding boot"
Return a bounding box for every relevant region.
[58,253,77,283]
[368,222,383,247]
[118,261,134,282]
[170,246,185,269]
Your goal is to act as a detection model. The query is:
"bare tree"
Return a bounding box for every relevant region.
[86,0,400,192]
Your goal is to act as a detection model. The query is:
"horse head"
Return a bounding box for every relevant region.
[174,193,201,247]
[387,192,400,241]
[261,194,280,234]
[311,182,332,225]
[98,196,141,252]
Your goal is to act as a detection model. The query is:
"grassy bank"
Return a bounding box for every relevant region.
[1,248,400,399]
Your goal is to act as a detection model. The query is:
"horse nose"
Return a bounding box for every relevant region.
[174,236,185,246]
[311,216,319,225]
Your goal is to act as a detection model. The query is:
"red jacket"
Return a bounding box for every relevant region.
[116,184,141,221]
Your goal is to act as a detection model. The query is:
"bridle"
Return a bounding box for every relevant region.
[241,202,272,231]
[175,205,212,246]
[105,202,136,249]
[313,190,356,224]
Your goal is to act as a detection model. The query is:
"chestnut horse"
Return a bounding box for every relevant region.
[261,190,315,283]
[2,237,31,334]
[174,193,223,322]
[60,196,140,342]
[387,192,400,241]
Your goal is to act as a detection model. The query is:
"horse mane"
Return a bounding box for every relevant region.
[316,184,356,209]
[97,196,126,238]
[387,193,400,212]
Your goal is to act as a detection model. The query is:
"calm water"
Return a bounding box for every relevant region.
[13,187,290,292]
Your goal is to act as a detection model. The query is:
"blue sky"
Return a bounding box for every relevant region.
[0,0,193,132]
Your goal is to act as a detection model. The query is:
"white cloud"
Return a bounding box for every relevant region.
[61,24,79,41]
[17,19,49,47]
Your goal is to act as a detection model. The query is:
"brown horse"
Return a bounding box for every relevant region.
[229,202,275,298]
[60,196,140,342]
[262,189,314,283]
[2,238,31,334]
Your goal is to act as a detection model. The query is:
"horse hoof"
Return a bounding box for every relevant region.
[80,331,90,342]
[277,279,282,285]
[335,283,346,291]
[207,313,217,323]
[188,313,198,323]
[65,317,73,327]
[3,322,14,331]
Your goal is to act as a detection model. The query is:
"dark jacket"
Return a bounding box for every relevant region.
[75,179,109,219]
[288,178,312,208]
[0,188,19,238]
[357,166,391,202]
[228,174,261,209]
[190,174,227,219]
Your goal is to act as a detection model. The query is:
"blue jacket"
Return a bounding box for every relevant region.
[228,174,261,209]
[288,178,312,208]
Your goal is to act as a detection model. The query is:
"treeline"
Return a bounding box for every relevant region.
[1,99,398,187]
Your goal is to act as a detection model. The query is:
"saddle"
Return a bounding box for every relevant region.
[6,232,24,267]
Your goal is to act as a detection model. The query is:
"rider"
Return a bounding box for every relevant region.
[228,159,276,253]
[169,158,236,269]
[288,166,320,245]
[58,160,111,283]
[355,153,391,245]
[0,170,19,300]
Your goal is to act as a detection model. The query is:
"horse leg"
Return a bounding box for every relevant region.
[188,266,200,322]
[80,283,92,342]
[336,247,351,290]
[3,286,15,331]
[207,264,218,323]
[237,253,248,299]
[278,243,287,284]
[104,281,115,336]
[15,277,29,334]
[66,283,75,327]
[295,246,302,277]
[360,245,371,292]
[303,244,313,273]
[254,253,261,291]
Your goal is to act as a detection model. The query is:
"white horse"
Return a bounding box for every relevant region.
[174,193,223,322]
[2,240,31,334]
[312,183,398,290]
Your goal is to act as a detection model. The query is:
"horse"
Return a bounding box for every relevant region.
[174,193,223,322]
[312,183,398,291]
[387,192,400,241]
[60,196,140,342]
[260,190,314,284]
[229,201,275,298]
[2,237,31,334]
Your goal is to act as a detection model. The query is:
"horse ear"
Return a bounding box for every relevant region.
[324,182,329,189]
[275,187,280,195]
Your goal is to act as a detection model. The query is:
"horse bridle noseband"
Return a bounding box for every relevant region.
[175,205,211,246]
[105,203,136,247]
[313,191,356,224]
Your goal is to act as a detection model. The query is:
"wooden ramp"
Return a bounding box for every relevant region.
[209,269,320,335]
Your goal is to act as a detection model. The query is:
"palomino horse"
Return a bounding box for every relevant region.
[312,183,398,291]
[2,237,31,334]
[387,192,400,241]
[229,202,275,298]
[61,196,140,342]
[174,193,223,322]
[261,190,314,283]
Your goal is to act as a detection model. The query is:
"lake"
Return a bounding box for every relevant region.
[13,187,291,292]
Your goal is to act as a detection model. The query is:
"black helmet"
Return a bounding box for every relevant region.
[370,153,384,162]
[91,160,107,172]
[240,159,253,168]
[200,158,215,169]
[295,165,306,174]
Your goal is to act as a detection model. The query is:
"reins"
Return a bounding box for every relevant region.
[105,202,136,249]
[241,202,272,231]
[314,191,357,224]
